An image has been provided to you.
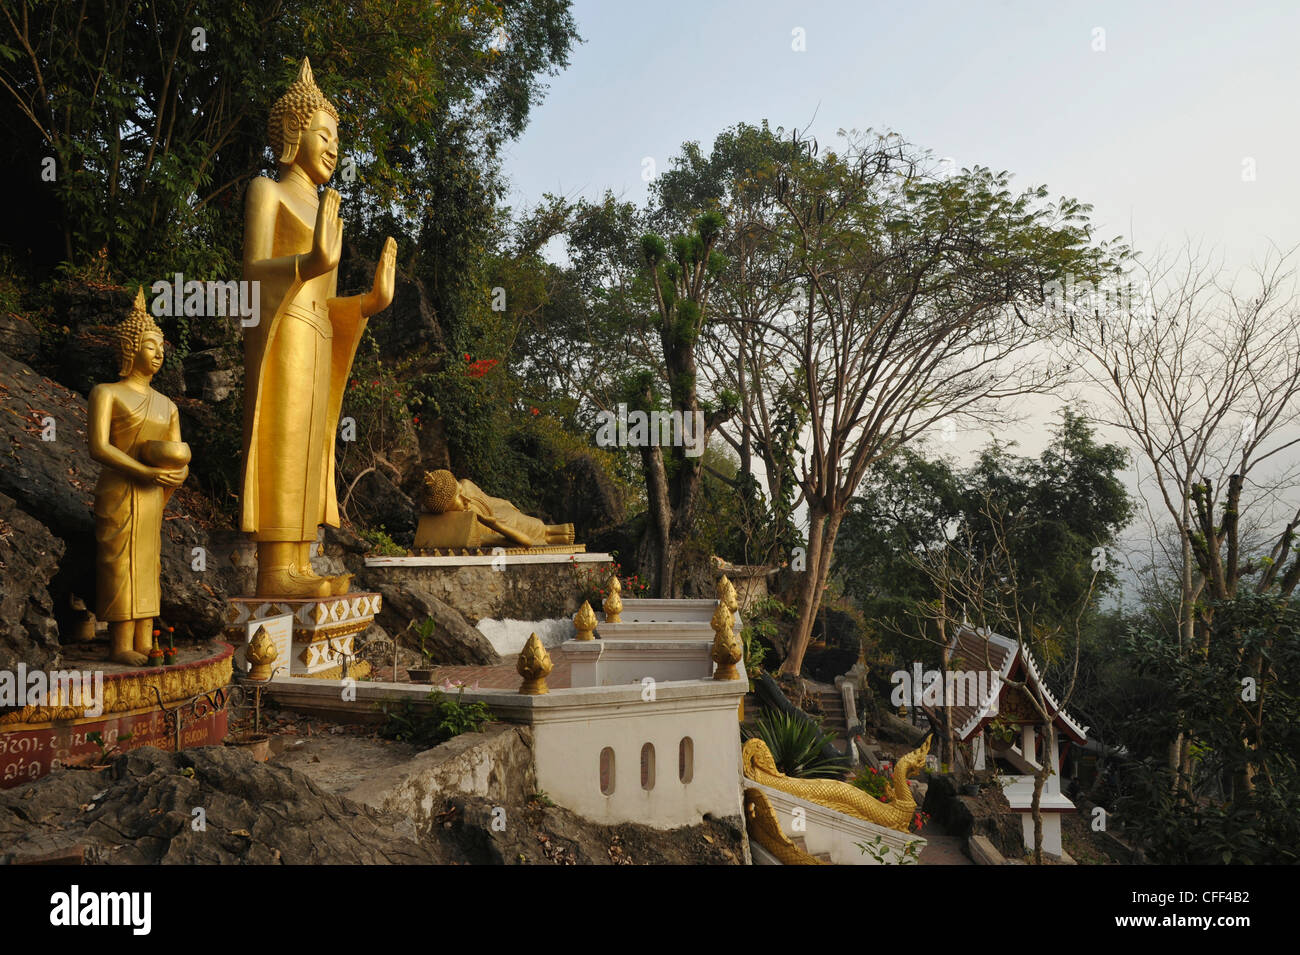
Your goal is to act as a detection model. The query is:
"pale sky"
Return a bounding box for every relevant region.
[499,0,1300,582]
[503,0,1300,289]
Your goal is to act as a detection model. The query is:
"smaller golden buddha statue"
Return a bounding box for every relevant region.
[88,289,190,666]
[416,470,574,550]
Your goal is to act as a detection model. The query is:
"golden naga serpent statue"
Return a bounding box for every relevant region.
[742,734,932,834]
[743,788,825,865]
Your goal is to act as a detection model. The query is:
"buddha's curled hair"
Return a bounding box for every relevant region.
[116,288,163,378]
[422,470,460,514]
[268,57,339,164]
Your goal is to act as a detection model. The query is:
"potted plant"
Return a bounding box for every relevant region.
[147,629,164,666]
[225,732,271,762]
[163,626,178,664]
[406,617,438,682]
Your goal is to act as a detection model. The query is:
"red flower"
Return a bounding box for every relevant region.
[530,407,540,415]
[464,353,472,361]
[465,358,498,379]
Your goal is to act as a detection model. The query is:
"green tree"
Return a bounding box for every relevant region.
[838,411,1134,641]
[634,212,736,595]
[0,0,579,280]
[653,122,807,566]
[702,130,1126,676]
[1117,592,1300,863]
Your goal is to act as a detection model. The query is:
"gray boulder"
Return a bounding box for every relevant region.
[372,582,502,666]
[0,746,438,864]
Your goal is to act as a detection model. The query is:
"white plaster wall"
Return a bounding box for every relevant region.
[619,598,716,622]
[595,641,714,686]
[531,686,745,829]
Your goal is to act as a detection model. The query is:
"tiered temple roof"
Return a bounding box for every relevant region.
[946,626,1088,744]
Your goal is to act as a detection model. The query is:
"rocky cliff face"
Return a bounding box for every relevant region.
[0,742,746,865]
[0,491,63,673]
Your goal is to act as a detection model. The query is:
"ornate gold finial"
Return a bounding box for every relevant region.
[517,632,552,695]
[246,625,278,681]
[268,57,340,163]
[115,287,163,378]
[603,574,623,623]
[573,600,597,641]
[716,574,738,613]
[711,599,742,681]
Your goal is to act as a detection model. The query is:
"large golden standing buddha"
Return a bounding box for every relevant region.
[241,58,396,598]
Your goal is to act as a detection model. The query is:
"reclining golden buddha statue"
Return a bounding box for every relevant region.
[416,469,577,551]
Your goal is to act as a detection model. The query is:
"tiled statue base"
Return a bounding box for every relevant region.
[225,592,380,679]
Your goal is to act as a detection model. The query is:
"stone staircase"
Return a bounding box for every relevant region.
[789,834,833,863]
[740,692,762,735]
[814,687,849,756]
[742,683,852,760]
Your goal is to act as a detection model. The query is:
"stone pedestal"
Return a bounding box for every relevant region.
[0,642,235,787]
[224,592,380,679]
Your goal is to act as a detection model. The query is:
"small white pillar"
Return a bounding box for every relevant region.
[1019,812,1064,858]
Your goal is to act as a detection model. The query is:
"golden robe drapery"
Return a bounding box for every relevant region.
[240,182,366,541]
[93,389,175,621]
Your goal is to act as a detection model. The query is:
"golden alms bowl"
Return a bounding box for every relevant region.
[141,440,191,468]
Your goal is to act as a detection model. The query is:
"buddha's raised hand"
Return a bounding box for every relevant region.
[301,187,343,279]
[362,236,397,317]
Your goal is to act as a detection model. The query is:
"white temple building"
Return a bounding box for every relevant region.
[946,626,1088,860]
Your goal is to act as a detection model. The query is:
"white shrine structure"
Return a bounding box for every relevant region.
[946,626,1088,861]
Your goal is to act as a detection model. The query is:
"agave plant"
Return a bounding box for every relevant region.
[745,710,849,779]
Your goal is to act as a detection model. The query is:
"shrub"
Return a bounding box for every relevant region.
[360,525,406,557]
[852,763,890,800]
[378,683,491,748]
[745,710,848,779]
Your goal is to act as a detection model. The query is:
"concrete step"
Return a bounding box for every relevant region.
[789,834,832,863]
